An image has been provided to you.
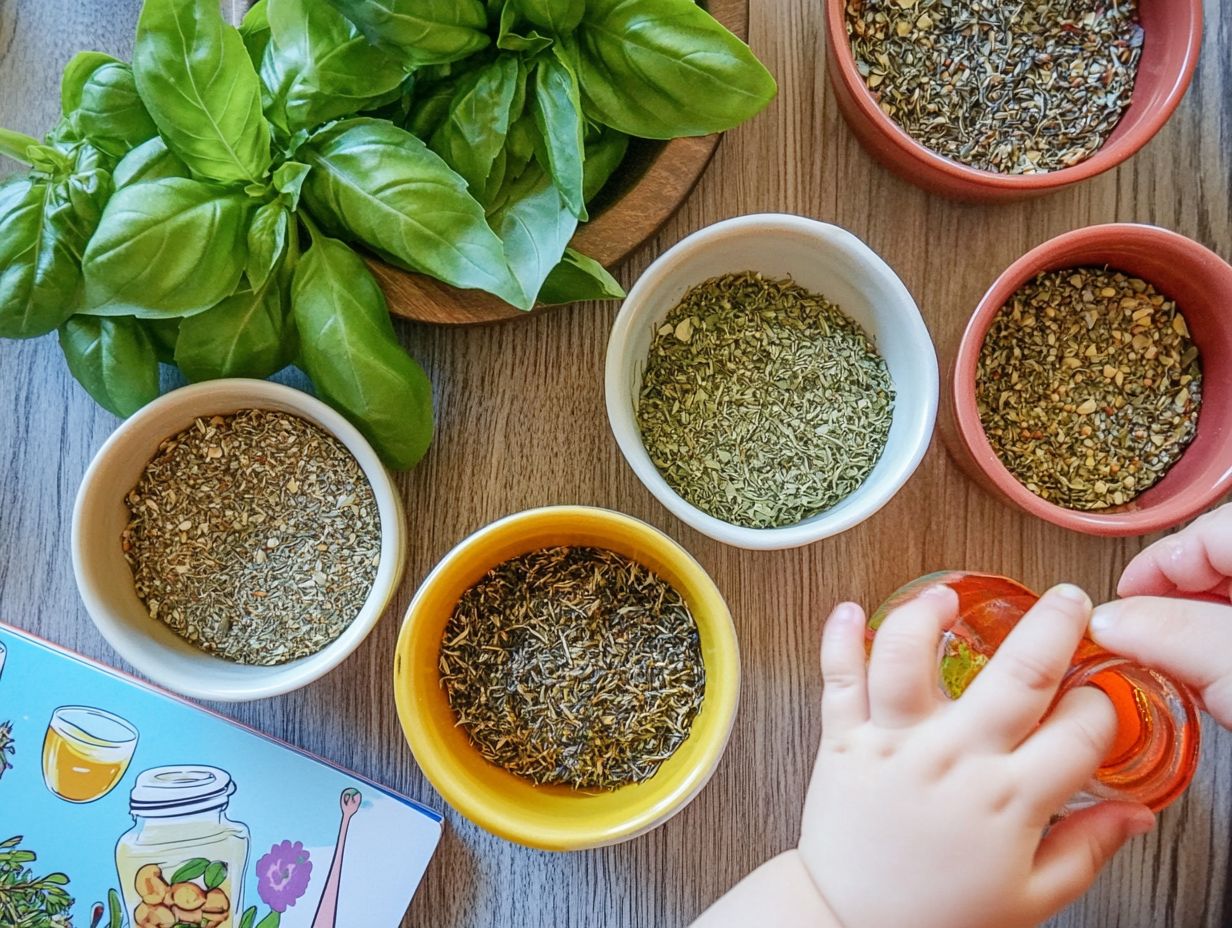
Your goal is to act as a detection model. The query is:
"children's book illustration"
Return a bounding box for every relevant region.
[0,624,442,928]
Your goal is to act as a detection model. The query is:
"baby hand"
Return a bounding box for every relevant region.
[1090,504,1232,726]
[799,584,1155,928]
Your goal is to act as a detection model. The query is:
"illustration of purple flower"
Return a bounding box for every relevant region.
[256,840,313,913]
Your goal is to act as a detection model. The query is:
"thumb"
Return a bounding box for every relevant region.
[1029,802,1155,913]
[1090,596,1232,726]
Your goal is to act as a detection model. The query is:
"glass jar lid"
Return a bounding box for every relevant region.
[130,766,235,817]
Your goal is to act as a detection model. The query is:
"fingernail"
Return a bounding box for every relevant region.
[918,583,954,601]
[1089,603,1115,635]
[829,602,862,626]
[1126,812,1156,838]
[1052,583,1092,609]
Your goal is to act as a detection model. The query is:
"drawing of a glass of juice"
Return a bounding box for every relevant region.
[867,572,1202,813]
[42,706,140,803]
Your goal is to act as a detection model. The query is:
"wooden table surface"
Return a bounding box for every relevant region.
[2,2,1230,927]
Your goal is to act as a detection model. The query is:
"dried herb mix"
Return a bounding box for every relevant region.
[123,409,381,664]
[637,272,895,529]
[977,268,1202,510]
[440,546,705,790]
[845,0,1144,174]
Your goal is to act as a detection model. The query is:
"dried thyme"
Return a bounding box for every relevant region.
[123,409,381,664]
[977,268,1202,510]
[636,272,895,529]
[439,546,705,790]
[845,0,1144,174]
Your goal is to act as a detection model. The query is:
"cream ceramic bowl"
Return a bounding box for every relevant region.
[72,380,406,702]
[606,214,938,550]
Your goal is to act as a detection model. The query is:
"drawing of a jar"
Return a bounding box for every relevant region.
[115,766,250,928]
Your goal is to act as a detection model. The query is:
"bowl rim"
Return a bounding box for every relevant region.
[605,213,939,550]
[951,223,1232,534]
[392,505,741,850]
[71,379,405,702]
[823,0,1204,191]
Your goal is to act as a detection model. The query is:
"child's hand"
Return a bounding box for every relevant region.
[798,584,1155,928]
[1090,504,1232,727]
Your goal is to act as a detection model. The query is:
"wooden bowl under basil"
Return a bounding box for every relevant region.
[370,0,750,326]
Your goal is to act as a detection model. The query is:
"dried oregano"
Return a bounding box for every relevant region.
[123,409,381,664]
[977,268,1202,510]
[845,0,1143,174]
[636,272,895,529]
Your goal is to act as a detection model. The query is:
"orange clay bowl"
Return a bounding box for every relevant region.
[941,224,1232,536]
[823,0,1203,201]
[372,1,749,324]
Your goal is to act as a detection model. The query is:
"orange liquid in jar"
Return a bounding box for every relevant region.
[869,572,1201,812]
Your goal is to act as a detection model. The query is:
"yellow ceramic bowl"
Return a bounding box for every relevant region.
[393,506,740,850]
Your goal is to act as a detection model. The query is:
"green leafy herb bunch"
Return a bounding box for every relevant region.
[0,836,74,928]
[0,0,776,469]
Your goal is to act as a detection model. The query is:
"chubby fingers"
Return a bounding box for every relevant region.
[1118,507,1232,598]
[954,584,1093,748]
[866,584,957,728]
[1012,685,1116,817]
[1090,596,1232,726]
[1029,801,1155,916]
[820,602,870,735]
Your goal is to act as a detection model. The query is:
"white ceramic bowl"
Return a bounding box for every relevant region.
[72,380,406,701]
[606,214,938,550]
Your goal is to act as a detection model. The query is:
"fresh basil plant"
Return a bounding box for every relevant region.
[0,0,775,468]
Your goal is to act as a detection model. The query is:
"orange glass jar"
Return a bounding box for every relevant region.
[869,572,1201,813]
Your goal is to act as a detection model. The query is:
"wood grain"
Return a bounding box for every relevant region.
[1,3,1230,928]
[375,0,748,326]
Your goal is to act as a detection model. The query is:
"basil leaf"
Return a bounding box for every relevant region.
[142,316,181,363]
[260,0,406,137]
[134,0,272,184]
[273,160,310,209]
[573,0,777,138]
[246,202,290,288]
[175,275,290,382]
[168,859,210,885]
[405,80,462,140]
[76,62,159,158]
[301,118,527,309]
[538,247,624,304]
[429,56,520,194]
[113,136,188,189]
[204,862,228,892]
[240,0,272,69]
[82,177,250,318]
[325,0,489,67]
[239,908,258,928]
[0,180,85,339]
[532,48,586,220]
[60,52,122,116]
[582,127,629,203]
[488,164,577,307]
[292,233,433,470]
[0,128,40,165]
[497,3,553,54]
[59,315,160,417]
[515,0,584,34]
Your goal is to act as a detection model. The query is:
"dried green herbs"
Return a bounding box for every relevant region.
[977,268,1202,510]
[123,409,381,664]
[636,272,895,529]
[440,546,705,790]
[845,0,1144,174]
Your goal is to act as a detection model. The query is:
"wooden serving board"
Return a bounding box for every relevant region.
[374,0,750,326]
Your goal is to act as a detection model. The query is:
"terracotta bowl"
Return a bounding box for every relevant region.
[376,0,750,324]
[823,0,1203,200]
[943,224,1232,536]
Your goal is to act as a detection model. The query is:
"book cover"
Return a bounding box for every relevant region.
[0,624,441,928]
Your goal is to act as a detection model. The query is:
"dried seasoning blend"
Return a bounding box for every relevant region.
[123,409,381,664]
[440,546,705,790]
[977,269,1203,510]
[845,0,1144,174]
[636,271,895,529]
